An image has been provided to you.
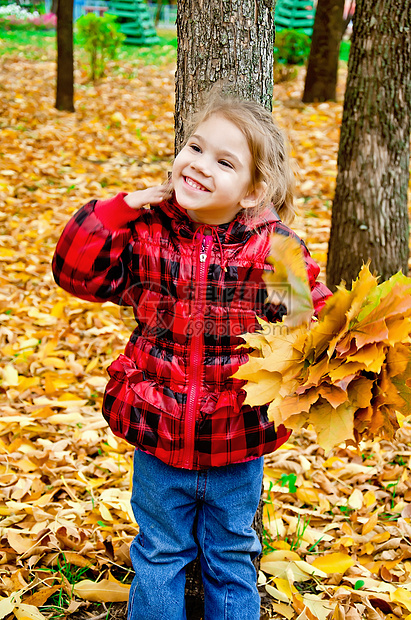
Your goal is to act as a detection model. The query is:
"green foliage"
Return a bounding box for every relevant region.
[274,28,311,65]
[76,12,125,81]
[339,39,351,63]
[56,552,93,585]
[288,514,311,551]
[273,63,298,83]
[279,472,298,493]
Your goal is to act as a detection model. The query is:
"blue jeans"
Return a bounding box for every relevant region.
[128,449,264,620]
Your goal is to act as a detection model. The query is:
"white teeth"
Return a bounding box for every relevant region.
[185,177,207,191]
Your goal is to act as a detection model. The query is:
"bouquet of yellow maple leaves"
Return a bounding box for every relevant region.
[234,235,411,453]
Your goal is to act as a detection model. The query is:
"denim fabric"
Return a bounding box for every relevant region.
[128,449,264,620]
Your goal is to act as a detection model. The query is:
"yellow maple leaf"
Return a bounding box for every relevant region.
[242,372,283,407]
[317,383,348,408]
[345,342,387,373]
[309,287,353,360]
[313,263,378,360]
[233,355,267,382]
[309,400,355,453]
[268,390,316,428]
[264,234,313,327]
[386,316,411,346]
[347,376,374,409]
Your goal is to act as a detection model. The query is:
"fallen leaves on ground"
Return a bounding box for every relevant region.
[262,427,411,620]
[1,42,411,620]
[0,46,174,617]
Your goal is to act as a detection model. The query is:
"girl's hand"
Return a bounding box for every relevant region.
[124,182,173,209]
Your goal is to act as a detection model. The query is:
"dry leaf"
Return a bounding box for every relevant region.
[362,512,379,536]
[0,595,17,619]
[311,552,355,574]
[22,586,61,607]
[13,604,47,620]
[73,578,130,602]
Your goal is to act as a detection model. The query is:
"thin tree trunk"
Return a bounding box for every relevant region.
[55,0,75,112]
[155,0,163,26]
[326,0,410,289]
[302,0,345,103]
[175,2,274,617]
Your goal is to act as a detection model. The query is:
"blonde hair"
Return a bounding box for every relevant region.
[183,91,295,224]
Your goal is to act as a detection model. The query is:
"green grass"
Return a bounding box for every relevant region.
[34,552,133,620]
[118,29,177,65]
[0,27,55,58]
[0,25,176,64]
[0,24,349,74]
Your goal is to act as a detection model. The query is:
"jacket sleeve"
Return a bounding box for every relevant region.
[52,192,142,305]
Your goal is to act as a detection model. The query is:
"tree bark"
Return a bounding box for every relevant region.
[175,1,274,617]
[55,0,75,112]
[302,0,345,103]
[175,0,274,152]
[326,0,410,289]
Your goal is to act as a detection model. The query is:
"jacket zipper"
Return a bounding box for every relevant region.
[183,235,211,468]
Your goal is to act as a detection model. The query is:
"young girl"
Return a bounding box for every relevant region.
[53,93,331,620]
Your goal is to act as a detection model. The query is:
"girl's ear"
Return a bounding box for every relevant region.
[239,181,267,210]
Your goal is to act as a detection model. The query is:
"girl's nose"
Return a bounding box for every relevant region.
[191,154,211,176]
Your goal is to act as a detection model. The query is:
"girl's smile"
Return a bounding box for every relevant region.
[172,113,263,225]
[183,176,210,192]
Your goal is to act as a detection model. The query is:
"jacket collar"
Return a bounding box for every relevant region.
[155,193,280,244]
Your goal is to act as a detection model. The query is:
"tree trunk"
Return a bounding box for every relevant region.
[55,0,75,112]
[175,1,274,617]
[326,0,410,289]
[154,0,162,26]
[302,0,345,103]
[174,0,274,152]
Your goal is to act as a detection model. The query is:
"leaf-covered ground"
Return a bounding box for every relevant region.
[1,38,411,620]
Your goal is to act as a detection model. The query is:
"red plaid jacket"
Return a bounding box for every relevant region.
[52,193,331,470]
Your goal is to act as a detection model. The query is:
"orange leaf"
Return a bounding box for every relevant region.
[362,511,379,535]
[23,586,61,607]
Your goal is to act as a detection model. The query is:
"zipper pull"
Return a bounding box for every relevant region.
[199,237,207,262]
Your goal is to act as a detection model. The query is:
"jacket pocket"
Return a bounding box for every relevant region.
[102,354,184,450]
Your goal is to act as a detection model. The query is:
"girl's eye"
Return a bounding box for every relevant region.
[219,160,233,169]
[189,144,201,153]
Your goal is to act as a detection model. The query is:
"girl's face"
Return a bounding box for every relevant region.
[172,114,262,225]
